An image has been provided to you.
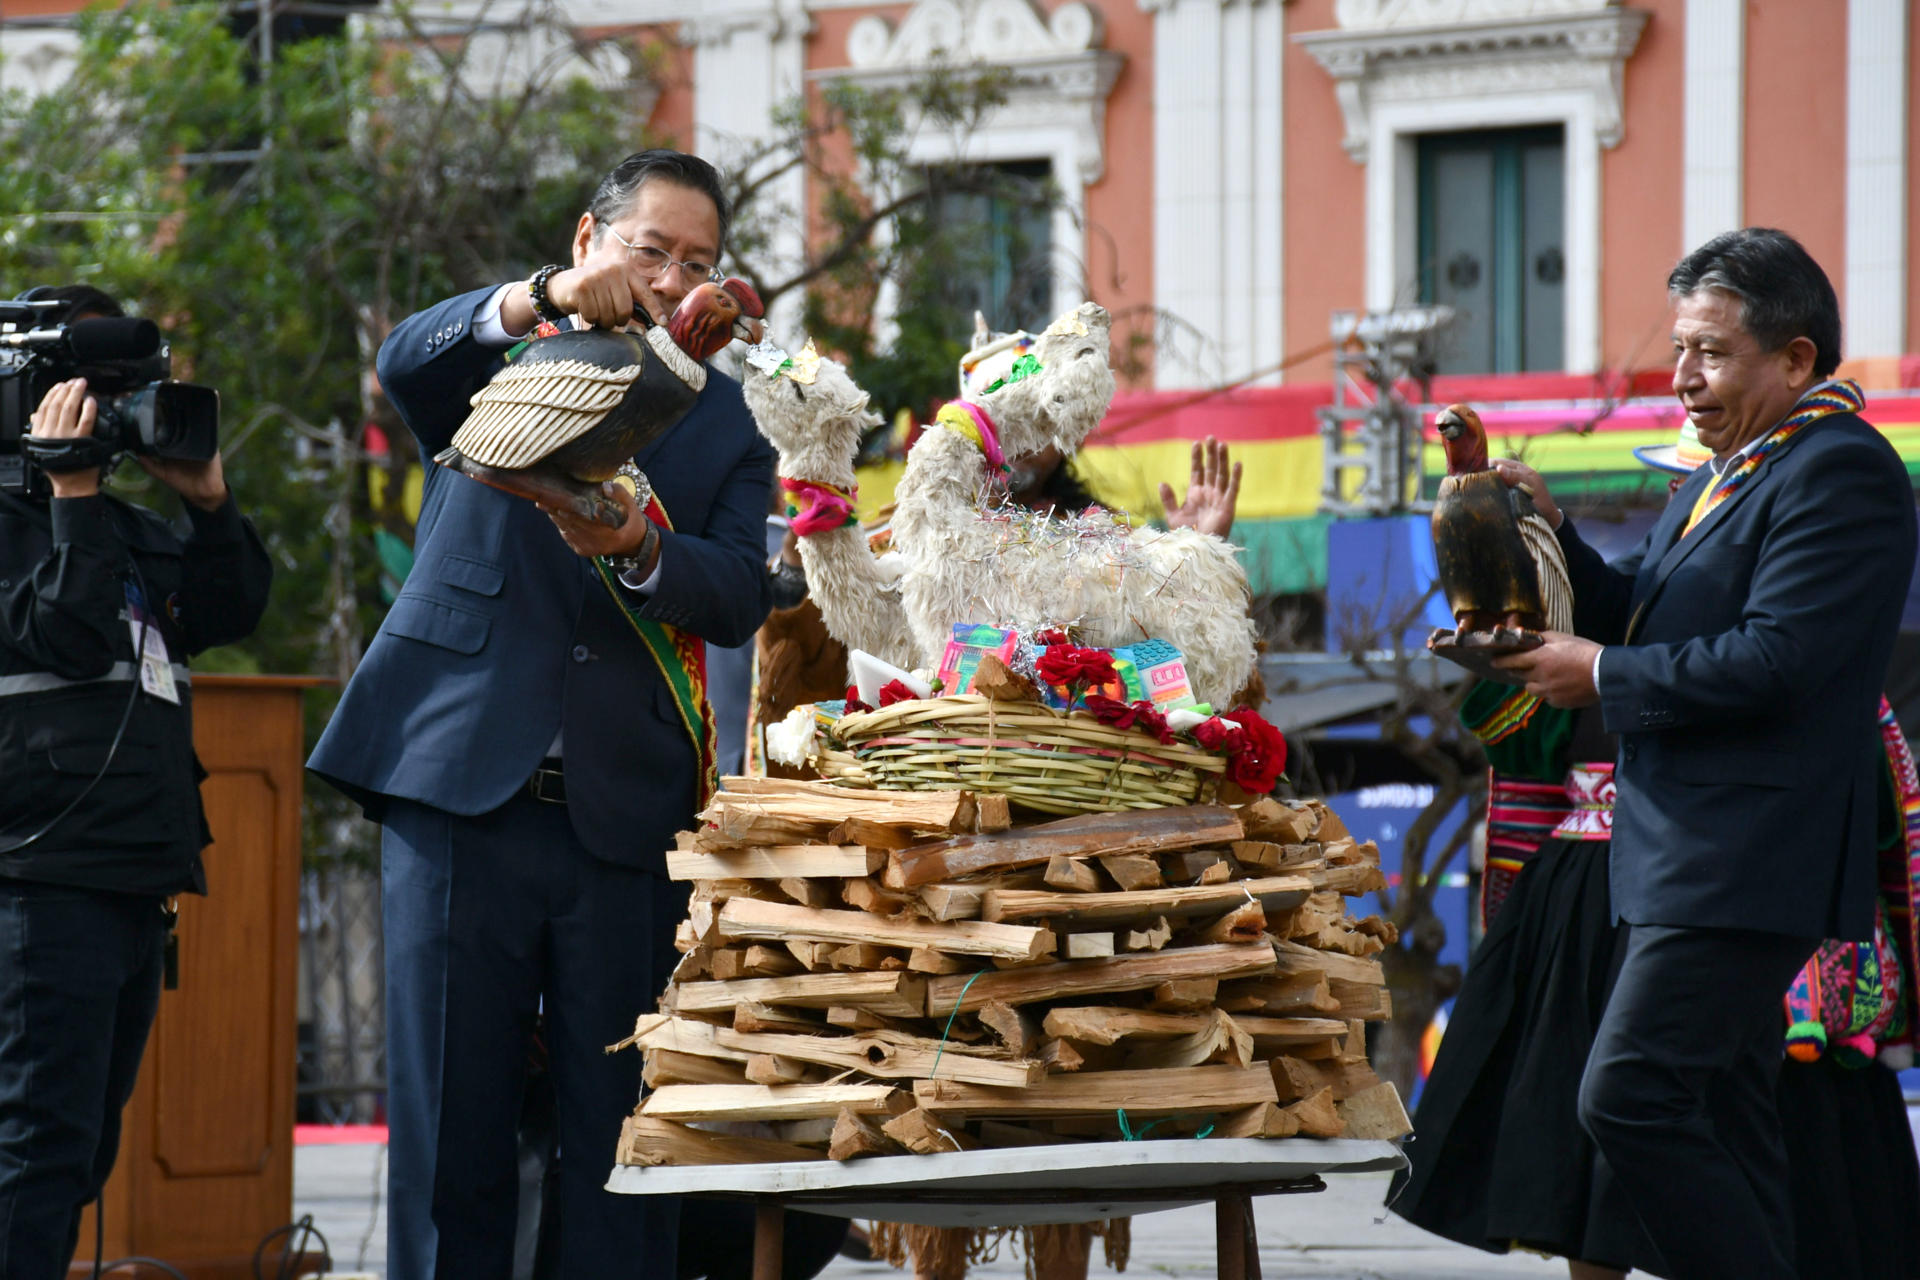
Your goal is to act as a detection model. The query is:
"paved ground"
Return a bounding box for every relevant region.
[294,1143,1563,1279]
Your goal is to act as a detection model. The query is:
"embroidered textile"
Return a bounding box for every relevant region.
[1682,379,1864,537]
[1549,763,1615,841]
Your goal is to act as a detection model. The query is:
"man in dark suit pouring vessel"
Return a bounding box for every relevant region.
[1492,227,1918,1280]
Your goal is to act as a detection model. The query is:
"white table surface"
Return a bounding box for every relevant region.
[605,1137,1407,1227]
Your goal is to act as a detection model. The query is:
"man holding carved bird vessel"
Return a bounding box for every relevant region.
[309,150,777,1278]
[1492,228,1917,1279]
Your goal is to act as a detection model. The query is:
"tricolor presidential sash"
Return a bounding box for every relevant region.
[509,318,720,808]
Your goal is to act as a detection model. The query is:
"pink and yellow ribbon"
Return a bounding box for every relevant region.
[934,400,1010,474]
[781,476,860,537]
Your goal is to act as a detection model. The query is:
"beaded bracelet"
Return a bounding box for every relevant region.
[526,264,567,325]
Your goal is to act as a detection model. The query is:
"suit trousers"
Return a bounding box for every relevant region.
[0,881,167,1280]
[1577,924,1817,1280]
[382,792,686,1280]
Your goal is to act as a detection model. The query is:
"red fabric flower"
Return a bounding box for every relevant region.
[1221,707,1288,793]
[878,679,918,707]
[1086,695,1175,745]
[843,685,873,714]
[1036,645,1117,693]
[1032,628,1069,647]
[1189,716,1236,753]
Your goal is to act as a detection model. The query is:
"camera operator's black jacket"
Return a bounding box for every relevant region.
[0,489,271,895]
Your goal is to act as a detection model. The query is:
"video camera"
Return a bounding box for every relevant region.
[0,293,219,497]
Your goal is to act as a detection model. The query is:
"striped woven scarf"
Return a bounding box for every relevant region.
[1683,379,1864,536]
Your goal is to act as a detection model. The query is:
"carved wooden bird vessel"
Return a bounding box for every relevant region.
[435,277,764,526]
[1429,403,1572,646]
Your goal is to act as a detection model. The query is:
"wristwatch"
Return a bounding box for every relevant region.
[606,521,661,579]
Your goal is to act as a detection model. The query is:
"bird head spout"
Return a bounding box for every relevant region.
[667,278,765,361]
[1436,403,1489,475]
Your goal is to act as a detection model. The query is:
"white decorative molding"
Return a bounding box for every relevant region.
[820,0,1124,321]
[1295,3,1647,375]
[1295,4,1648,163]
[1681,0,1743,251]
[1845,0,1908,358]
[1147,0,1285,388]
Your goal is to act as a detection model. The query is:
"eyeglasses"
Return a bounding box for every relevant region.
[599,220,722,285]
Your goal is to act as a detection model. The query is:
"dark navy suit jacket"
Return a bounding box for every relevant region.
[1557,411,1917,939]
[308,286,775,870]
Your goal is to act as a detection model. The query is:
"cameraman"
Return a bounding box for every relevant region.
[0,286,271,1278]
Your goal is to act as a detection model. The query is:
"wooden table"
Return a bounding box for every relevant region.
[606,1137,1406,1280]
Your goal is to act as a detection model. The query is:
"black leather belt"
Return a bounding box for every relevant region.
[528,760,566,804]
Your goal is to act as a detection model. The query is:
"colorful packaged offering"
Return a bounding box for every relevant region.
[1110,638,1198,711]
[937,624,1020,697]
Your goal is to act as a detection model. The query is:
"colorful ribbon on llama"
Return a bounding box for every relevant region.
[781,476,860,537]
[934,400,1010,474]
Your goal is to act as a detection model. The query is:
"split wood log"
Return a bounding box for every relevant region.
[1334,1082,1413,1140]
[1310,864,1389,896]
[843,878,911,915]
[1119,1010,1252,1070]
[1235,1016,1351,1045]
[1211,1102,1301,1140]
[709,947,805,982]
[1230,840,1322,872]
[643,1050,749,1089]
[884,806,1245,889]
[1313,806,1351,842]
[1166,850,1230,882]
[667,843,883,882]
[1044,856,1103,893]
[701,784,996,846]
[714,898,1054,962]
[916,883,987,921]
[825,943,905,971]
[1330,979,1394,1021]
[1268,1054,1383,1103]
[637,1017,1039,1087]
[733,1002,825,1035]
[1149,978,1219,1011]
[827,1007,918,1034]
[1097,854,1163,891]
[1217,972,1341,1016]
[785,941,837,971]
[1283,1086,1344,1138]
[672,972,929,1019]
[1040,1007,1219,1046]
[827,817,918,849]
[1194,901,1266,945]
[1271,939,1385,987]
[829,1108,905,1160]
[745,1055,817,1085]
[716,777,1010,833]
[981,876,1312,926]
[641,1083,912,1123]
[1037,1037,1118,1074]
[908,948,968,975]
[922,942,1274,1014]
[975,1120,1071,1148]
[1239,798,1317,844]
[1197,860,1234,885]
[1064,932,1117,960]
[1121,918,1172,952]
[882,1108,978,1154]
[978,1001,1040,1055]
[618,1114,826,1167]
[912,1064,1278,1119]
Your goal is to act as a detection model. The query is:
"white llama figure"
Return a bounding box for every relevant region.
[742,304,1259,708]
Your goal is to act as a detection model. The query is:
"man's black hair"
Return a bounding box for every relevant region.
[1667,227,1842,378]
[16,284,125,325]
[587,150,732,254]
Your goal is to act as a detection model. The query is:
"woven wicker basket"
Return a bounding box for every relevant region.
[821,694,1225,816]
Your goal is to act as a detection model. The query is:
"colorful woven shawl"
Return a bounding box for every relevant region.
[1682,379,1864,537]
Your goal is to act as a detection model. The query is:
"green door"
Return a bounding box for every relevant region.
[1418,126,1565,375]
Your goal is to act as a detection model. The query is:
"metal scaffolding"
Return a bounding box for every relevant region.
[1317,306,1456,517]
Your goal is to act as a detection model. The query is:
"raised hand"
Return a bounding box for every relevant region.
[27,377,102,500]
[1159,436,1242,539]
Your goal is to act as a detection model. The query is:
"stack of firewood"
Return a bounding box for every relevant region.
[616,778,1413,1168]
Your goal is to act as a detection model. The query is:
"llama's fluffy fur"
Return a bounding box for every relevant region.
[742,302,1258,708]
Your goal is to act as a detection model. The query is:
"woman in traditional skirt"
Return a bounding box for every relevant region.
[1389,424,1920,1279]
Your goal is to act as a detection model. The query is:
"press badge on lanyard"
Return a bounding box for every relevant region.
[124,579,179,705]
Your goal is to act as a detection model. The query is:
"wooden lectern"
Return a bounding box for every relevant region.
[70,676,329,1279]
